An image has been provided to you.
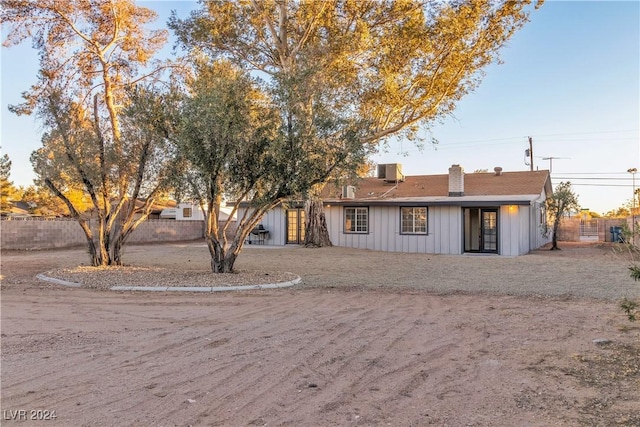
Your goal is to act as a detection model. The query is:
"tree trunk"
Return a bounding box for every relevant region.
[551,216,561,250]
[304,198,332,247]
[112,236,125,266]
[44,178,109,266]
[207,233,223,272]
[206,235,241,273]
[86,238,100,266]
[98,218,112,265]
[220,252,238,273]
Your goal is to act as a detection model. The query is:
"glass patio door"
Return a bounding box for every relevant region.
[286,209,305,244]
[481,210,498,252]
[464,208,498,253]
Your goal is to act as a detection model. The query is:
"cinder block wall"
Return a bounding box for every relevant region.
[127,220,205,244]
[0,219,229,250]
[557,217,627,242]
[1,218,88,250]
[602,219,626,242]
[557,217,580,241]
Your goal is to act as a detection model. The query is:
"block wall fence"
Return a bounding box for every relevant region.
[0,218,238,250]
[557,217,628,243]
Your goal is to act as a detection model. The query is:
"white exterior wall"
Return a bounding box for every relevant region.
[326,205,462,254]
[531,193,553,250]
[237,205,286,245]
[175,203,206,221]
[327,202,548,256]
[521,205,532,254]
[498,197,551,256]
[239,190,551,255]
[498,205,530,256]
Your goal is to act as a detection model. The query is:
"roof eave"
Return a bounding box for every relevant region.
[325,194,540,207]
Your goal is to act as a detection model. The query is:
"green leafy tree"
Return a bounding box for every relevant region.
[546,181,580,250]
[171,61,280,273]
[170,0,542,247]
[2,0,174,266]
[171,60,363,272]
[0,153,18,213]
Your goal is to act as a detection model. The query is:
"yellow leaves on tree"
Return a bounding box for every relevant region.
[2,0,172,266]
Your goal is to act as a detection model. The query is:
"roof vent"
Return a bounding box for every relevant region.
[494,167,503,176]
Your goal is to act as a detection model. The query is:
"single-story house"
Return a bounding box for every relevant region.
[160,202,206,220]
[159,202,237,222]
[242,164,553,256]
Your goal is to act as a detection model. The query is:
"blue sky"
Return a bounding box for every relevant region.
[1,0,639,214]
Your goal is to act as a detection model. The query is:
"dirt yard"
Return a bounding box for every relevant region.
[1,242,639,426]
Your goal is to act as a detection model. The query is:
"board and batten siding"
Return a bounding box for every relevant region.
[498,197,550,256]
[532,194,553,250]
[499,205,528,256]
[239,195,551,255]
[237,205,286,246]
[326,205,462,254]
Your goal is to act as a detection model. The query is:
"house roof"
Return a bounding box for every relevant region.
[323,169,552,206]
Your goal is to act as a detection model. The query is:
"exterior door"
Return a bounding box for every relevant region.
[464,208,498,253]
[481,210,498,252]
[286,208,306,244]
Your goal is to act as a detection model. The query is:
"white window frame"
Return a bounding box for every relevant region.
[400,207,427,235]
[344,207,369,234]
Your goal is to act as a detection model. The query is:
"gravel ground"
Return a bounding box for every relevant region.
[43,266,298,290]
[7,240,639,299]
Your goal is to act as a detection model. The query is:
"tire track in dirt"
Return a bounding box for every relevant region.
[2,282,638,426]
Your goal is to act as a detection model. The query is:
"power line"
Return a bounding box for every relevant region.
[533,129,639,137]
[552,172,630,175]
[534,136,637,143]
[552,177,636,181]
[388,136,533,154]
[565,183,634,187]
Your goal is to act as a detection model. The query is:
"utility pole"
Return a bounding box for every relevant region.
[528,136,534,171]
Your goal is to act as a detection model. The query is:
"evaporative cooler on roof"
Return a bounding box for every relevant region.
[377,163,404,183]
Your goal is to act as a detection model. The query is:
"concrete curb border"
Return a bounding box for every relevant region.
[35,274,84,288]
[36,273,301,292]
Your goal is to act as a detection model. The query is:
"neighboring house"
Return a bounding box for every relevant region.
[160,203,206,221]
[242,164,553,256]
[160,202,236,222]
[1,200,31,218]
[1,200,60,218]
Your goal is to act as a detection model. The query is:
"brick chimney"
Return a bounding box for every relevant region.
[448,164,464,196]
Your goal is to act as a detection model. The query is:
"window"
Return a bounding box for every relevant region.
[344,207,368,233]
[183,207,192,218]
[401,207,427,234]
